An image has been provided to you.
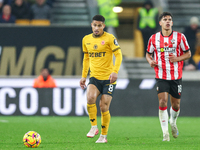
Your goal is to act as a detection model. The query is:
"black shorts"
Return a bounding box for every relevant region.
[88,77,116,97]
[156,78,182,99]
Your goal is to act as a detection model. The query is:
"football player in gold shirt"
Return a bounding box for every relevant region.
[80,15,122,143]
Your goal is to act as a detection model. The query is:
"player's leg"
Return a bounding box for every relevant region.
[96,82,115,143]
[86,84,100,138]
[169,96,180,138]
[158,92,170,141]
[169,79,182,138]
[95,94,112,143]
[156,79,170,141]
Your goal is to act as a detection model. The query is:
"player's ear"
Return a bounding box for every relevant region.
[103,23,106,29]
[159,21,161,26]
[91,22,93,27]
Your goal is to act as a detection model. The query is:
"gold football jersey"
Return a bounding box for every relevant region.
[82,32,122,80]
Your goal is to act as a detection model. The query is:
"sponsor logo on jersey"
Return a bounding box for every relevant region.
[93,44,98,50]
[114,39,118,46]
[86,43,91,45]
[89,52,106,57]
[157,47,176,53]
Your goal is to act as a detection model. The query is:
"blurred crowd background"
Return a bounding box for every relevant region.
[0,0,200,79]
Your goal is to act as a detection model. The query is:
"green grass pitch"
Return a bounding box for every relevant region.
[0,116,199,150]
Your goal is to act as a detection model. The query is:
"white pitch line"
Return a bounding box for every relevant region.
[0,120,9,123]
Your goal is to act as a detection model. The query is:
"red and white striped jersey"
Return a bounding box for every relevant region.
[147,31,190,80]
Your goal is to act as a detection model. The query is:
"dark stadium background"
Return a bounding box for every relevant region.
[0,0,200,117]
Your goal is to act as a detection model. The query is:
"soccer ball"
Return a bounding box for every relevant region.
[23,131,41,148]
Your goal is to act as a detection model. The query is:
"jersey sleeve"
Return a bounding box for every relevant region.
[147,35,155,54]
[81,37,89,78]
[113,48,122,74]
[180,33,190,52]
[82,36,88,53]
[109,35,122,73]
[109,35,121,53]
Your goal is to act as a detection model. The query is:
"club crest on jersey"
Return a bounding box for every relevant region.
[114,39,118,46]
[101,40,105,45]
[158,47,176,53]
[93,44,98,50]
[171,39,175,44]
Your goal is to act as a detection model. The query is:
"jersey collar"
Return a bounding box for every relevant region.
[161,30,173,37]
[92,32,105,38]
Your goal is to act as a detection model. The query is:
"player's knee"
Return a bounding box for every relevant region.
[100,106,109,112]
[99,102,109,112]
[159,98,167,106]
[87,94,96,104]
[99,102,107,108]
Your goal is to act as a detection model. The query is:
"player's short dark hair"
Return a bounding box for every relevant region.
[92,15,105,23]
[159,12,173,21]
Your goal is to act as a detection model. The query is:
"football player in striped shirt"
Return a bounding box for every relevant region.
[146,12,191,141]
[80,15,122,143]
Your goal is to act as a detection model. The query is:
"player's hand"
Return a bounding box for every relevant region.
[149,60,158,68]
[109,72,118,84]
[80,77,86,89]
[169,53,177,63]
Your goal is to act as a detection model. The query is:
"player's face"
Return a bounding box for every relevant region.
[159,15,173,31]
[91,20,105,36]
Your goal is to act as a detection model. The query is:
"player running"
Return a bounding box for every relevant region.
[80,15,122,143]
[146,12,191,141]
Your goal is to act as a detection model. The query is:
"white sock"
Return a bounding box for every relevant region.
[92,125,98,128]
[170,107,180,125]
[100,134,107,138]
[159,109,169,135]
